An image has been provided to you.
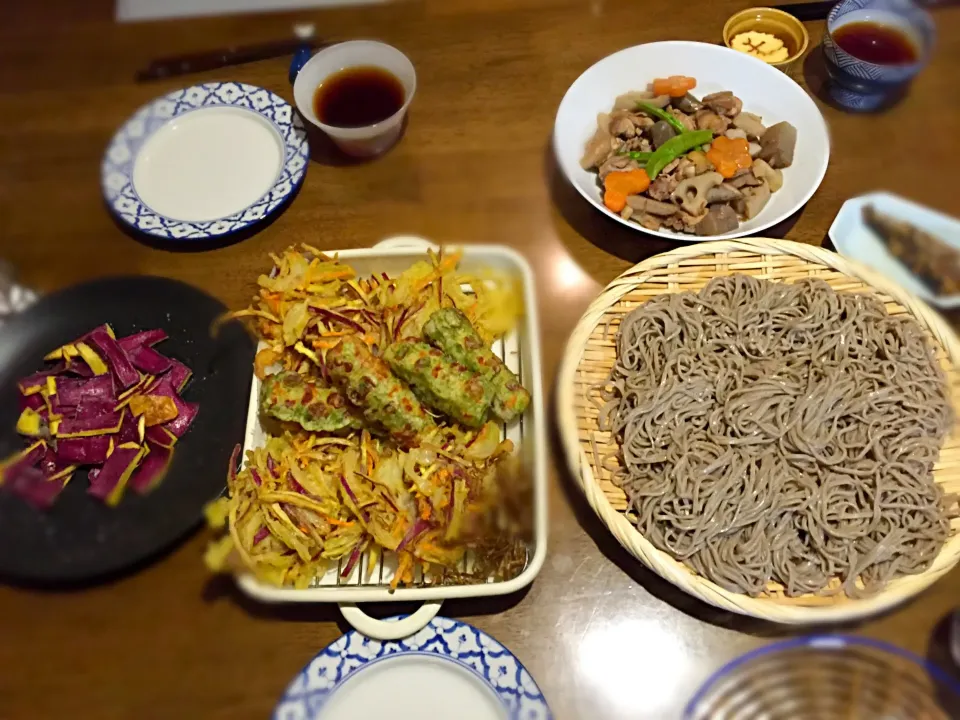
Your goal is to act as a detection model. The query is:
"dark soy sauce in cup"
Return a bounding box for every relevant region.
[833,22,918,65]
[313,66,405,128]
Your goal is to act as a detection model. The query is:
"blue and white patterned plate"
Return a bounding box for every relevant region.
[273,617,552,720]
[102,81,309,241]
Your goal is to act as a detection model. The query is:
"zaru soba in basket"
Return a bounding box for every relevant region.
[558,238,960,624]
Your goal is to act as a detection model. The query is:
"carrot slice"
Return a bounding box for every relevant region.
[653,75,697,98]
[706,136,752,179]
[603,169,651,212]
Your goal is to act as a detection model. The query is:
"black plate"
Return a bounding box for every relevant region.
[0,276,254,584]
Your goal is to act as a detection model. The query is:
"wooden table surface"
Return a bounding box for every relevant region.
[3,1,960,718]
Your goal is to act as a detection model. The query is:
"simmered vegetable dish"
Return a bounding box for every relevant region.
[580,76,798,236]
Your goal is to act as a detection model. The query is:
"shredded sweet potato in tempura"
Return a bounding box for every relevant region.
[214,244,523,378]
[204,424,523,590]
[205,245,528,590]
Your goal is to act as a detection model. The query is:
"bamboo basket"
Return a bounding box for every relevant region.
[557,238,960,624]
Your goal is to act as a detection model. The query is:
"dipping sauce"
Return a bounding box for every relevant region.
[833,22,918,65]
[313,66,405,128]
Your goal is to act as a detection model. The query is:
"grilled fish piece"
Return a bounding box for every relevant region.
[863,204,960,296]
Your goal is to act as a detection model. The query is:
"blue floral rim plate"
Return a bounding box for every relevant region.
[273,616,552,720]
[101,81,309,241]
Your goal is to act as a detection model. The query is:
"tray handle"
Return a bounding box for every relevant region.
[373,235,439,252]
[338,601,442,640]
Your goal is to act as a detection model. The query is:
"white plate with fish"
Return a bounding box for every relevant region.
[553,41,830,241]
[101,82,309,241]
[829,191,960,309]
[272,617,552,720]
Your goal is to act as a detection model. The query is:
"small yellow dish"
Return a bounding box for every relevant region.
[723,7,810,73]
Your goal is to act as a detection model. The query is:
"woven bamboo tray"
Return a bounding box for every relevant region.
[557,238,960,624]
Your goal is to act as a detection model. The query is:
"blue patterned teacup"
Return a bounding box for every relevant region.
[822,0,934,111]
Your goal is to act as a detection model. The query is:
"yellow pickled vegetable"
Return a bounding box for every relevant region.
[731,31,791,63]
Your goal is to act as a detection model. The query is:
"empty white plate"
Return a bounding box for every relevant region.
[829,191,960,309]
[102,82,309,241]
[272,617,552,720]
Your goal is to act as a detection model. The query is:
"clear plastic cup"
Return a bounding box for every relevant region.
[292,40,416,158]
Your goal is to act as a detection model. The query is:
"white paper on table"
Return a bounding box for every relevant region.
[117,0,386,22]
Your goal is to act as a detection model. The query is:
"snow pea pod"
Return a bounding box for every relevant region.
[645,130,713,180]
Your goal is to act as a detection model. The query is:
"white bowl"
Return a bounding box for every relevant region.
[553,41,831,241]
[293,40,416,158]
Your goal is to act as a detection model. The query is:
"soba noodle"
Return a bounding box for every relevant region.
[597,275,956,597]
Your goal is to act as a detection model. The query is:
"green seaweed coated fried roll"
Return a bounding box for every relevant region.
[422,308,530,423]
[383,341,493,428]
[260,371,362,433]
[326,337,434,448]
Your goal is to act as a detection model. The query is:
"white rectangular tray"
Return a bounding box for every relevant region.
[235,236,547,610]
